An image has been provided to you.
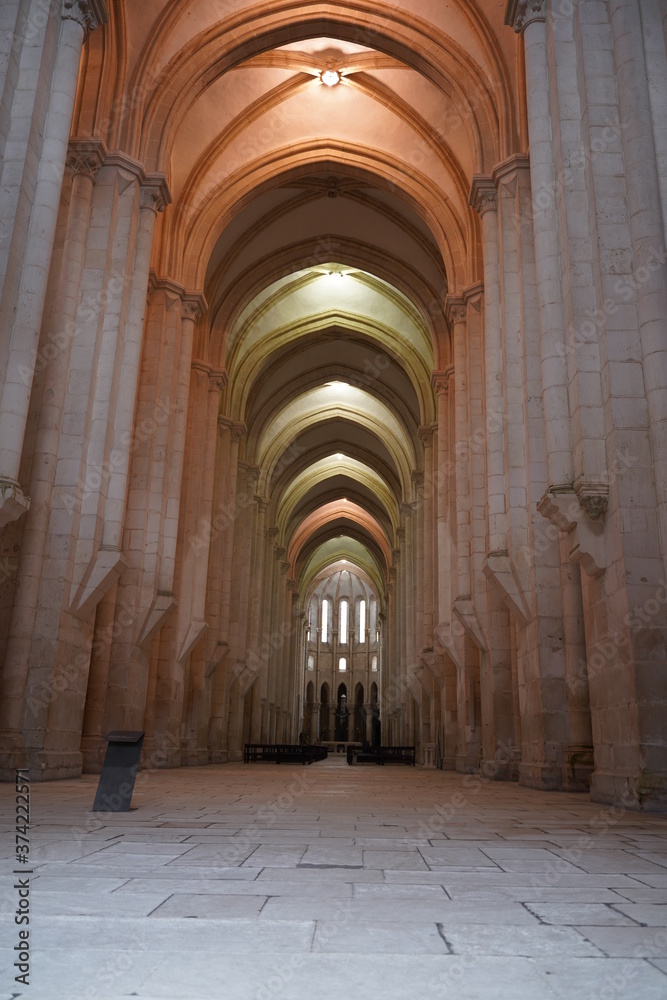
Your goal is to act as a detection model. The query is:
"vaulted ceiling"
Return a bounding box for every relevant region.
[75,0,524,605]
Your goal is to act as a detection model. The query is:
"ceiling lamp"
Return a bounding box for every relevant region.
[320,69,341,87]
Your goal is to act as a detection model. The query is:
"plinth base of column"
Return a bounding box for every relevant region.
[0,479,30,527]
[564,745,595,791]
[208,748,229,764]
[590,769,667,812]
[156,748,181,769]
[480,757,515,782]
[226,749,244,763]
[80,735,106,773]
[455,752,481,774]
[0,747,82,781]
[181,748,209,766]
[519,761,563,791]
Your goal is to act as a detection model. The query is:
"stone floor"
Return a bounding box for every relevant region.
[1,755,667,1000]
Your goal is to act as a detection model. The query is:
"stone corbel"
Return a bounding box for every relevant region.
[482,551,531,627]
[0,479,30,528]
[433,622,462,669]
[205,640,230,679]
[574,477,609,520]
[177,619,208,663]
[69,545,126,619]
[421,651,445,682]
[537,486,607,577]
[137,591,177,648]
[228,661,258,698]
[452,597,488,652]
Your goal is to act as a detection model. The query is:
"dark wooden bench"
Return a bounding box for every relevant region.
[347,745,415,766]
[244,744,329,764]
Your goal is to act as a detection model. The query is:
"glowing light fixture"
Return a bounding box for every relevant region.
[320,69,341,87]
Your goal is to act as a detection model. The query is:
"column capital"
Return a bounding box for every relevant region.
[505,0,546,34]
[243,464,261,490]
[62,0,108,36]
[182,291,208,322]
[140,174,171,214]
[469,175,498,215]
[418,425,434,444]
[66,137,107,180]
[444,294,466,327]
[230,421,246,443]
[208,369,227,394]
[463,282,484,312]
[149,271,184,302]
[492,154,531,190]
[266,526,280,541]
[254,495,269,513]
[430,370,452,396]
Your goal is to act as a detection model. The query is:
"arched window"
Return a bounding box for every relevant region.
[358,599,366,642]
[371,655,378,672]
[307,654,315,671]
[321,599,329,643]
[338,657,347,672]
[339,599,348,644]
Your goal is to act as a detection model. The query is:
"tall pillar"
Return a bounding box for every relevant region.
[507,0,573,490]
[0,0,108,527]
[0,142,102,741]
[446,297,471,601]
[610,0,667,564]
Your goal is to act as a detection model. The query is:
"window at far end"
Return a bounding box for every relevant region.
[307,655,315,671]
[321,599,329,643]
[339,599,348,644]
[359,599,366,641]
[371,655,378,672]
[338,657,347,672]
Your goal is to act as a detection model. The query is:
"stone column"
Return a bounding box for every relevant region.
[100,177,170,552]
[0,142,103,735]
[609,0,667,566]
[469,178,506,552]
[0,0,107,526]
[68,165,170,621]
[247,495,269,660]
[507,0,573,490]
[419,427,436,652]
[445,297,471,599]
[160,292,207,595]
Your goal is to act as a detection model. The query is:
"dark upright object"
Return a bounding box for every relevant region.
[92,731,145,812]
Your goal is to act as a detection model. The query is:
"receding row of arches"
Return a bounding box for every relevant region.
[305,682,380,744]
